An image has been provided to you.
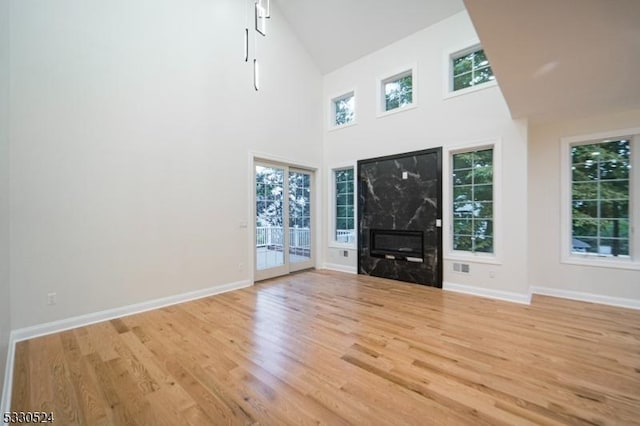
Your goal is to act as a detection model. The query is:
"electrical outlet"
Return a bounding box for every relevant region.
[238,262,244,271]
[47,292,57,305]
[343,250,349,257]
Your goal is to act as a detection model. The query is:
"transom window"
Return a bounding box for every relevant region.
[571,140,630,257]
[452,148,494,253]
[334,168,355,244]
[331,92,355,127]
[376,65,418,115]
[383,71,413,112]
[452,47,494,92]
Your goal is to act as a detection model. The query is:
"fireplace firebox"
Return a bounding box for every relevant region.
[370,229,424,262]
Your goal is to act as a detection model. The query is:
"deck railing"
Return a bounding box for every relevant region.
[336,229,356,243]
[256,226,310,249]
[257,227,356,248]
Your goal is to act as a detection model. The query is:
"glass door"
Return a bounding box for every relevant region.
[254,162,314,281]
[255,163,288,280]
[288,169,314,272]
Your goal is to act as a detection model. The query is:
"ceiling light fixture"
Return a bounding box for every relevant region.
[254,59,260,91]
[246,0,271,91]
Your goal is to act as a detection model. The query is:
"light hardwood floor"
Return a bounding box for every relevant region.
[11,270,640,425]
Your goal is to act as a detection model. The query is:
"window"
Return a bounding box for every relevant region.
[331,91,355,128]
[378,66,417,116]
[451,46,494,91]
[452,148,494,253]
[383,72,412,111]
[334,168,355,244]
[562,129,639,269]
[571,140,631,256]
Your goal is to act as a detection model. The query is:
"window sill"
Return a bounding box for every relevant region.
[328,121,358,132]
[329,242,357,250]
[561,256,640,271]
[445,252,502,265]
[376,103,418,119]
[443,80,497,100]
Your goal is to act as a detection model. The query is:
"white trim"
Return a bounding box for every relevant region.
[376,63,418,118]
[442,39,497,99]
[444,281,531,305]
[328,242,357,250]
[328,121,358,132]
[443,80,497,100]
[560,257,640,271]
[0,279,251,413]
[561,127,640,145]
[328,89,357,131]
[250,152,321,281]
[560,129,640,269]
[443,255,502,265]
[321,263,357,275]
[11,280,251,343]
[1,333,16,416]
[531,286,640,310]
[443,138,502,263]
[250,151,319,172]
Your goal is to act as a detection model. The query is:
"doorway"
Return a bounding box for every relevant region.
[254,161,315,281]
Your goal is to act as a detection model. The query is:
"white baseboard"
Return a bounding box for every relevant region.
[321,263,357,274]
[1,332,16,417]
[444,281,531,305]
[11,279,252,343]
[531,286,640,310]
[0,279,252,413]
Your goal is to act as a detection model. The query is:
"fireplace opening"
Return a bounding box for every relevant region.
[370,229,424,262]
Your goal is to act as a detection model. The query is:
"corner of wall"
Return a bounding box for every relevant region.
[0,0,12,408]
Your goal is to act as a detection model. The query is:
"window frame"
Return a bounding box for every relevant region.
[328,164,357,249]
[444,140,502,264]
[443,41,497,99]
[560,128,640,270]
[376,64,418,118]
[329,89,357,131]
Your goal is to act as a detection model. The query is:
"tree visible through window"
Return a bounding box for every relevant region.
[334,94,354,126]
[452,149,493,253]
[571,140,630,256]
[384,73,413,111]
[335,168,355,243]
[452,48,494,91]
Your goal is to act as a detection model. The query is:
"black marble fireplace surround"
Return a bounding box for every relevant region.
[358,148,442,287]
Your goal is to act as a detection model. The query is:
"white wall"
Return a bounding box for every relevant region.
[0,0,11,395]
[529,109,640,301]
[322,11,529,298]
[9,0,322,329]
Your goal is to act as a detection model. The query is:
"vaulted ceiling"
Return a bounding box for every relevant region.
[275,0,640,122]
[464,0,640,122]
[274,0,465,74]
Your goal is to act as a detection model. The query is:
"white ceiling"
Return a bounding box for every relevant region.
[274,0,465,74]
[464,0,640,122]
[274,0,640,122]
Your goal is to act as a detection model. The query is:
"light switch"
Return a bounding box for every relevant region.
[436,219,442,227]
[402,171,408,180]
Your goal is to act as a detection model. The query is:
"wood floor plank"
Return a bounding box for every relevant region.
[11,270,640,425]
